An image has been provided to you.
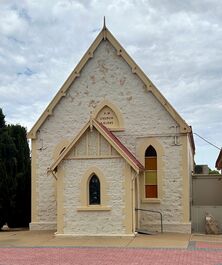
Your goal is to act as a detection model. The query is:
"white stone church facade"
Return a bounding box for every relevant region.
[28,25,195,236]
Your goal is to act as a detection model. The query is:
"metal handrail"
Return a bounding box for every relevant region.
[135,208,163,233]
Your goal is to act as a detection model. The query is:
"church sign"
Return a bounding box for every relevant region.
[96,106,119,129]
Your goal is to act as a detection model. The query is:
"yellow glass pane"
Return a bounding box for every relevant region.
[145,171,157,185]
[145,157,157,170]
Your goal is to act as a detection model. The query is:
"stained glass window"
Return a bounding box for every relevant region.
[145,146,158,198]
[89,174,101,205]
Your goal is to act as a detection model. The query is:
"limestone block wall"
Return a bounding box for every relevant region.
[138,136,190,233]
[31,39,191,232]
[60,158,127,235]
[30,137,57,230]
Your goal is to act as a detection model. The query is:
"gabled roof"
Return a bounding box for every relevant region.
[28,24,191,139]
[215,149,222,170]
[50,119,144,174]
[96,121,144,171]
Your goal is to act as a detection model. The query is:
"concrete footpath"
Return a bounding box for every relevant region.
[0,230,192,248]
[1,230,222,265]
[0,229,222,248]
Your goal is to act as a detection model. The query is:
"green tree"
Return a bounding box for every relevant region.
[0,108,5,129]
[0,128,17,229]
[7,125,31,227]
[0,108,6,228]
[209,168,220,175]
[0,162,7,228]
[0,108,31,229]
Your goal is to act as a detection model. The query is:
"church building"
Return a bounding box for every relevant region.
[28,24,195,236]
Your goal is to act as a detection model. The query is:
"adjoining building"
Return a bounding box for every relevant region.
[216,149,222,173]
[28,24,195,236]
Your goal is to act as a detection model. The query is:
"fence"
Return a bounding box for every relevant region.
[191,174,222,233]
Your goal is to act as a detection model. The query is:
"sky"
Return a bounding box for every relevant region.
[0,0,221,169]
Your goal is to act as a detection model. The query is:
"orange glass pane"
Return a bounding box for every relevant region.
[145,157,157,170]
[145,185,158,198]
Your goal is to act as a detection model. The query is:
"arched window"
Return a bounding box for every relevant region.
[93,100,124,131]
[89,174,100,205]
[145,146,158,198]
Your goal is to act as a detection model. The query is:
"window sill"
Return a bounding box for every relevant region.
[141,198,161,204]
[77,206,111,211]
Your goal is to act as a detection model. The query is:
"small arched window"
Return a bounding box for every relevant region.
[89,174,100,205]
[145,146,158,198]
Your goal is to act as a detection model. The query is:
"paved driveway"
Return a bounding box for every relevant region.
[1,230,222,264]
[0,246,222,265]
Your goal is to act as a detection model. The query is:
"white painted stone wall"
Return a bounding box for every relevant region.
[32,39,191,232]
[61,158,126,235]
[139,136,184,232]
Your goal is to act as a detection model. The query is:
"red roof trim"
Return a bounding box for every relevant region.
[95,121,144,171]
[216,149,222,169]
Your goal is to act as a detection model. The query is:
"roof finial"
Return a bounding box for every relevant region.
[90,111,93,132]
[103,16,106,29]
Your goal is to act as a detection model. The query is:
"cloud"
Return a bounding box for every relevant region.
[0,0,221,169]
